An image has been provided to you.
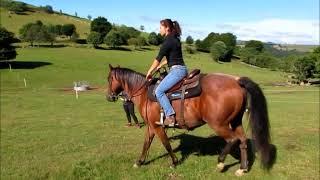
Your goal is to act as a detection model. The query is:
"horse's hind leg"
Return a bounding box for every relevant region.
[134,126,155,167]
[212,125,238,172]
[154,127,178,168]
[234,125,248,176]
[217,138,238,171]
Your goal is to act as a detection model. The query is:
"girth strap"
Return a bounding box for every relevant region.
[177,85,188,129]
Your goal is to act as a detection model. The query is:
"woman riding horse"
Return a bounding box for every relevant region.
[107,65,276,176]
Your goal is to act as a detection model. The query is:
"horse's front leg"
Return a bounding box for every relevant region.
[134,125,155,167]
[154,126,178,168]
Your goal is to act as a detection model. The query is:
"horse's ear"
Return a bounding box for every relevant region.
[109,64,113,70]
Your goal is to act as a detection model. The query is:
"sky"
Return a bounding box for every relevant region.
[22,0,319,45]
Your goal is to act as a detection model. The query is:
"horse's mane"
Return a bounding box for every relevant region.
[112,67,146,90]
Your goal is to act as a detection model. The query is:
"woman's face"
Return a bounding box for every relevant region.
[159,23,168,36]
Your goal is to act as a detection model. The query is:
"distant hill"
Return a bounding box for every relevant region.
[0,0,91,38]
[237,40,317,52]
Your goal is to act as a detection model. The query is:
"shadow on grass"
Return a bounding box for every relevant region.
[134,47,153,51]
[0,61,52,69]
[144,133,256,172]
[95,46,132,51]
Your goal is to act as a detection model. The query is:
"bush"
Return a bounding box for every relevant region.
[0,27,17,61]
[293,56,316,82]
[210,41,227,62]
[104,30,125,48]
[185,46,196,54]
[245,40,264,52]
[8,1,27,14]
[127,38,138,48]
[86,32,103,48]
[71,32,79,42]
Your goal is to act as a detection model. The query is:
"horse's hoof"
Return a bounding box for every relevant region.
[235,169,246,176]
[133,163,140,168]
[216,162,225,172]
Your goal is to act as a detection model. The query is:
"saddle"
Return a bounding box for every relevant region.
[147,69,202,102]
[147,69,202,129]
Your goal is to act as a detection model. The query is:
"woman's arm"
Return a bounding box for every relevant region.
[146,59,160,79]
[156,59,167,70]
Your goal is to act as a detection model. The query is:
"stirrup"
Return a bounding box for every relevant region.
[155,121,176,127]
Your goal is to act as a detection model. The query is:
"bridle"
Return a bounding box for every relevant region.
[108,68,163,101]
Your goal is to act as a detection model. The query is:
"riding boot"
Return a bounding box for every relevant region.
[155,115,176,127]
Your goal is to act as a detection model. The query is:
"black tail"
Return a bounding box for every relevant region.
[238,77,276,170]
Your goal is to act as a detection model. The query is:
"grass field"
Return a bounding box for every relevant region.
[1,46,319,179]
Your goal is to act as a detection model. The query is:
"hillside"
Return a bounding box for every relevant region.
[0,6,90,38]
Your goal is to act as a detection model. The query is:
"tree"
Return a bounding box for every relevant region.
[59,9,62,15]
[91,17,112,38]
[54,24,63,36]
[75,12,78,17]
[310,46,320,77]
[0,27,17,61]
[186,36,194,45]
[19,21,56,46]
[195,32,237,56]
[293,56,316,82]
[245,40,264,52]
[114,25,140,44]
[210,41,227,62]
[87,32,103,48]
[157,33,164,44]
[41,5,54,14]
[140,25,145,31]
[148,32,159,45]
[37,25,55,45]
[61,24,76,38]
[19,23,41,46]
[87,15,92,21]
[104,30,125,48]
[137,36,147,48]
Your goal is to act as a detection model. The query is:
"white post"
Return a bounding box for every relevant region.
[23,78,27,87]
[9,63,12,71]
[75,89,79,99]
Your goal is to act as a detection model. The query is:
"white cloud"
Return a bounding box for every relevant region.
[139,18,319,45]
[215,19,319,44]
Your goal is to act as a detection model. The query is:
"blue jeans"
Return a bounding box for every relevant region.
[155,65,188,117]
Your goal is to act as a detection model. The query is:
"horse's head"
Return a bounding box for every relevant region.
[106,64,123,102]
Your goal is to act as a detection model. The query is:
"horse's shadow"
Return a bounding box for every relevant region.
[145,133,256,172]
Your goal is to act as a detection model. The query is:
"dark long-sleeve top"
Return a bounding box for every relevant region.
[155,34,185,67]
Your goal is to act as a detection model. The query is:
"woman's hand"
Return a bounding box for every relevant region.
[146,71,152,80]
[146,59,160,79]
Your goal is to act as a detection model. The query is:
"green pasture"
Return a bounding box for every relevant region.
[1,47,319,179]
[0,7,90,38]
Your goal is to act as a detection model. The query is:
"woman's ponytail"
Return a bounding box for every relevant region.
[172,21,182,37]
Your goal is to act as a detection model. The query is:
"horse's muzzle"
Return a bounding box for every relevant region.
[106,94,117,102]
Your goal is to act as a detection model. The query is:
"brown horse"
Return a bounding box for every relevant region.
[106,64,276,176]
